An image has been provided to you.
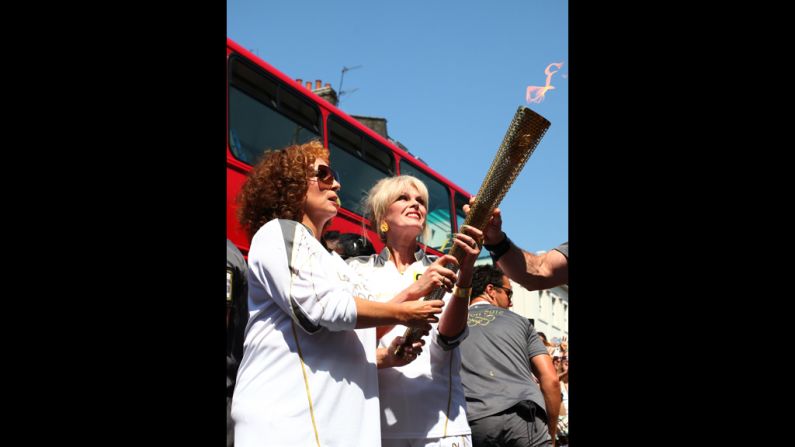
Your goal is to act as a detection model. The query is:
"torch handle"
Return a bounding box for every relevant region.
[394,261,458,357]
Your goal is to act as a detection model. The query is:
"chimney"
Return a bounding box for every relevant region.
[296,78,303,85]
[305,81,312,90]
[310,79,339,107]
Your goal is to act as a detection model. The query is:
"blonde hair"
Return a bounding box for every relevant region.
[364,175,430,242]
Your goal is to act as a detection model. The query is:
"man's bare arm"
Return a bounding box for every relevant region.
[496,242,568,291]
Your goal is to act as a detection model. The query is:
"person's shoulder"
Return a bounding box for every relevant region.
[419,250,438,267]
[501,307,530,323]
[274,218,302,231]
[251,219,313,252]
[252,218,285,234]
[250,219,276,242]
[470,303,503,315]
[227,239,246,268]
[256,219,308,237]
[346,254,376,266]
[227,238,244,257]
[554,241,569,259]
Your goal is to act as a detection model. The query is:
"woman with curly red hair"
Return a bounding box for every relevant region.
[231,140,445,447]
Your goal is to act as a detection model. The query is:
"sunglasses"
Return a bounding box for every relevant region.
[312,165,340,186]
[495,285,513,299]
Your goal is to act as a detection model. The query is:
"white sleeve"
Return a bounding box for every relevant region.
[432,292,469,350]
[249,219,358,334]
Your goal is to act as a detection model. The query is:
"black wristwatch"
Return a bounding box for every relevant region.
[483,232,512,263]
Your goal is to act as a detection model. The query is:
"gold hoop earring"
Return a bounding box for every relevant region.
[380,221,389,233]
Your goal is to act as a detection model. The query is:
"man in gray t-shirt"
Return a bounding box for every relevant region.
[460,265,561,446]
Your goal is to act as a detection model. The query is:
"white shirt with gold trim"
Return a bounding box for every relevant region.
[348,247,471,440]
[232,219,380,447]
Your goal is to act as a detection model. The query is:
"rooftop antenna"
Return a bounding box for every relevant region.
[338,64,362,106]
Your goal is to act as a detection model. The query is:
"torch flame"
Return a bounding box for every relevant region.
[526,62,564,104]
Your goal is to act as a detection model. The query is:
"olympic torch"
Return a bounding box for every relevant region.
[395,106,551,356]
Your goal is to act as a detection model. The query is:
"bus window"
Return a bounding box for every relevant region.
[399,160,453,253]
[328,116,394,217]
[228,57,321,165]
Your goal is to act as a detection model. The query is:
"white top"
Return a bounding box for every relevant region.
[348,248,471,439]
[232,219,380,447]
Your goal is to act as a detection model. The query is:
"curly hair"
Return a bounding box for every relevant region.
[471,265,507,302]
[237,140,329,240]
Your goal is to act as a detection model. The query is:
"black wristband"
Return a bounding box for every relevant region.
[483,232,511,263]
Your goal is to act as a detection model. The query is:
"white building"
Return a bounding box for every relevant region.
[508,281,568,343]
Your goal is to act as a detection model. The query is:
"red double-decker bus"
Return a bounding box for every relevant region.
[227,38,477,257]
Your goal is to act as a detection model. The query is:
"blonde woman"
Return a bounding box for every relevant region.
[348,175,483,447]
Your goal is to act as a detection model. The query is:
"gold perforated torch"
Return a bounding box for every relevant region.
[395,106,551,356]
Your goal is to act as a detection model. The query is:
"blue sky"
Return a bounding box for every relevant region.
[228,0,568,253]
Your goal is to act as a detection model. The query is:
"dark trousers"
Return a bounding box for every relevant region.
[469,400,551,447]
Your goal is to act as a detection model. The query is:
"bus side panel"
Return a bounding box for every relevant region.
[227,161,251,256]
